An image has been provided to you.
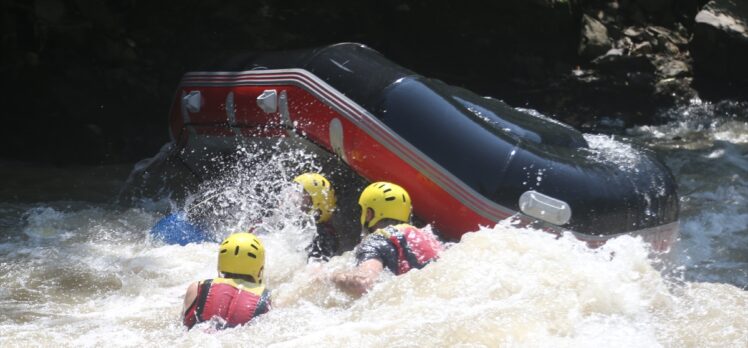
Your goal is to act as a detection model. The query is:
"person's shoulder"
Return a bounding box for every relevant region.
[375,223,417,235]
[183,281,202,310]
[186,281,200,292]
[366,229,392,242]
[356,232,390,253]
[395,223,417,229]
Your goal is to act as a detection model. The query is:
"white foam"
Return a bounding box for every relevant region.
[3,213,746,347]
[583,134,643,172]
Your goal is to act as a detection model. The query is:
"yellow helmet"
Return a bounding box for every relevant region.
[217,232,265,283]
[359,182,411,228]
[293,173,337,223]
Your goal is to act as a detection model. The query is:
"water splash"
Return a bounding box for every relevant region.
[583,134,643,172]
[630,100,748,288]
[4,213,746,346]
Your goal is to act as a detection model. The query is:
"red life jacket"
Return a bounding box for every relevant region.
[183,278,270,330]
[375,224,443,275]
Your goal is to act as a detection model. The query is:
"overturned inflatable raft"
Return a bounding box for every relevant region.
[140,43,678,250]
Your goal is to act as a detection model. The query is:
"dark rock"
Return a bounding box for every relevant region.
[648,26,689,46]
[592,53,655,76]
[655,77,697,104]
[35,0,65,23]
[657,59,690,78]
[623,26,645,38]
[632,41,653,54]
[605,47,625,57]
[630,5,647,25]
[663,40,680,55]
[560,51,660,126]
[0,0,735,163]
[2,0,589,164]
[579,14,612,59]
[691,0,748,98]
[634,0,673,14]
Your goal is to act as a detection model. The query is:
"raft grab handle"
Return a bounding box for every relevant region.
[519,190,571,225]
[257,89,278,113]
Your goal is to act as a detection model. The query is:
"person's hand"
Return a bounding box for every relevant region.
[331,259,383,297]
[331,271,370,297]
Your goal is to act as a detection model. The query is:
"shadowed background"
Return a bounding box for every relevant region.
[2,0,746,164]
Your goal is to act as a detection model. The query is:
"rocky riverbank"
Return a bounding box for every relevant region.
[1,0,746,163]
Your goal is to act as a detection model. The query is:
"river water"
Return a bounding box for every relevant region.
[0,100,746,347]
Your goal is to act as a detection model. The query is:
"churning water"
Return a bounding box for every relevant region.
[1,100,747,347]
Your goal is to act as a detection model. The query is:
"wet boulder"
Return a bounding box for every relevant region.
[579,14,612,59]
[691,0,748,97]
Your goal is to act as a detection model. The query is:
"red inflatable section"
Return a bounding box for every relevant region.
[166,70,677,251]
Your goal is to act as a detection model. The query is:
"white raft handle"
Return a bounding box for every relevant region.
[519,190,572,225]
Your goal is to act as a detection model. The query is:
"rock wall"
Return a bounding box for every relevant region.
[691,0,748,99]
[1,0,744,164]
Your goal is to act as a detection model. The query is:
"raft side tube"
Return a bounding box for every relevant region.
[152,43,678,249]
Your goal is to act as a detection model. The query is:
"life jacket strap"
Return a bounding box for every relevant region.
[193,279,213,322]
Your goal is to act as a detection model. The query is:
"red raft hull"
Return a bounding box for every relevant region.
[171,70,504,237]
[167,68,677,251]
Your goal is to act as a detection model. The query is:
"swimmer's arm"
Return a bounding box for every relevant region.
[182,282,199,315]
[332,259,384,297]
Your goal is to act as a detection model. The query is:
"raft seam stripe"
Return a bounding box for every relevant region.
[180,69,512,222]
